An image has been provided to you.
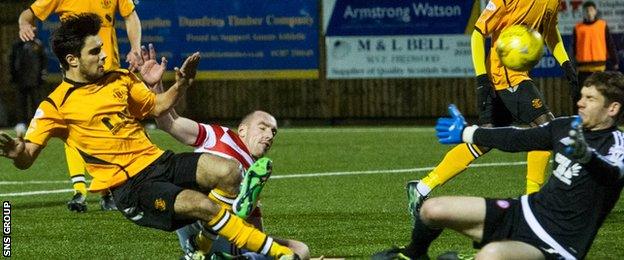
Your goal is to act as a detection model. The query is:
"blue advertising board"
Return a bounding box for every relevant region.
[325,0,476,36]
[38,0,318,79]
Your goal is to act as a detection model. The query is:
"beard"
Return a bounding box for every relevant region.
[79,63,104,82]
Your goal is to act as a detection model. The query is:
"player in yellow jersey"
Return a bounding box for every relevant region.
[18,0,143,212]
[19,0,142,70]
[374,0,578,258]
[0,14,297,259]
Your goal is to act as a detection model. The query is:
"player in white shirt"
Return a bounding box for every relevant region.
[156,108,310,260]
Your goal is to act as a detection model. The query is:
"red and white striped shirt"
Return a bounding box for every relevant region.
[192,123,255,169]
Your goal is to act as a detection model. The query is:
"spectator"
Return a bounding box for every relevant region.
[9,38,47,127]
[572,1,619,107]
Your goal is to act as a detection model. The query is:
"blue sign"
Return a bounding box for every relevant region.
[326,0,475,36]
[38,0,319,79]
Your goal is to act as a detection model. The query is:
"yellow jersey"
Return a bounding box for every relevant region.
[25,69,164,191]
[475,0,560,90]
[30,0,136,70]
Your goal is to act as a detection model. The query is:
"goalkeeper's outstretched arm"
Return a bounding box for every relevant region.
[462,123,553,152]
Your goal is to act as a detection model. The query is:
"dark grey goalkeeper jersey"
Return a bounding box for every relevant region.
[474,116,624,258]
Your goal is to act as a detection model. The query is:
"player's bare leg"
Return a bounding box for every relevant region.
[476,241,544,260]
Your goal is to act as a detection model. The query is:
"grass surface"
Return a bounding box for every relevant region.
[1,127,623,259]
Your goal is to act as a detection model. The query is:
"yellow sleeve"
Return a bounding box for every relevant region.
[547,27,570,65]
[24,99,67,146]
[474,0,505,36]
[471,30,487,76]
[30,0,60,21]
[126,73,156,119]
[117,0,136,18]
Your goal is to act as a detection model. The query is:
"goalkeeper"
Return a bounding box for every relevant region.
[406,0,579,217]
[375,71,624,259]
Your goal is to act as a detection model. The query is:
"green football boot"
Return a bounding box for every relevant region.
[233,157,272,218]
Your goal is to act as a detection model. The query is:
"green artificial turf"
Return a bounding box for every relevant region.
[1,127,622,259]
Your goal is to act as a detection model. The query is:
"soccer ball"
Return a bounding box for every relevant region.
[495,25,544,71]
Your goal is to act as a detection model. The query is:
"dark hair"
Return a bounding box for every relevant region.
[585,71,624,123]
[50,13,101,70]
[583,1,596,9]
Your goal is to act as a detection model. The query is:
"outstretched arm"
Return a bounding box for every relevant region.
[0,132,42,169]
[151,53,200,117]
[466,125,553,152]
[135,44,200,117]
[146,62,201,146]
[436,104,553,151]
[156,111,200,146]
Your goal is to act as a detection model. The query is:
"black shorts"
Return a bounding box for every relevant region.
[479,80,550,126]
[479,197,579,260]
[111,151,202,232]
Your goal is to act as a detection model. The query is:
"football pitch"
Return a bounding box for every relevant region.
[1,127,624,259]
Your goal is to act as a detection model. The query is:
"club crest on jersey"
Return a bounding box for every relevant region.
[154,198,166,211]
[101,0,112,9]
[112,88,127,101]
[553,153,581,185]
[532,99,543,109]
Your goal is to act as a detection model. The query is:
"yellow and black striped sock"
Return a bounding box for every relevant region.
[70,174,88,195]
[208,208,293,258]
[421,143,483,192]
[65,144,88,195]
[526,151,551,194]
[208,189,236,212]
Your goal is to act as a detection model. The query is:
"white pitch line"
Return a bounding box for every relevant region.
[0,180,79,185]
[271,161,527,179]
[278,128,434,133]
[0,161,527,197]
[0,189,74,197]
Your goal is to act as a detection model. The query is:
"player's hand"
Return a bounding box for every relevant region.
[436,104,467,144]
[175,52,201,88]
[476,74,496,115]
[564,116,592,163]
[562,61,580,102]
[138,44,167,86]
[0,132,25,159]
[19,24,37,42]
[126,48,142,72]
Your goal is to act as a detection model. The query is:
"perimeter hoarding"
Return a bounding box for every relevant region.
[325,0,624,79]
[37,0,319,79]
[324,0,479,79]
